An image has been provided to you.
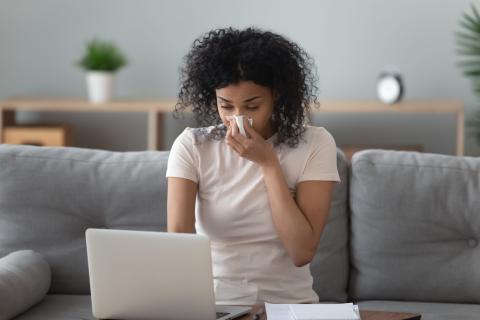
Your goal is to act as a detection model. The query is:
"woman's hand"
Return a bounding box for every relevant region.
[225,118,278,168]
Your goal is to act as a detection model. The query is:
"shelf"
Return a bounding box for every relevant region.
[0,98,464,155]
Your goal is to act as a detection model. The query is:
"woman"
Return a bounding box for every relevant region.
[166,27,341,305]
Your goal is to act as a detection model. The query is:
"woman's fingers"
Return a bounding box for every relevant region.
[230,118,250,144]
[226,120,246,155]
[227,136,245,155]
[243,118,261,139]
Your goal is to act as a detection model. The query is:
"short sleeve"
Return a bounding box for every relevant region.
[297,128,341,183]
[166,128,199,183]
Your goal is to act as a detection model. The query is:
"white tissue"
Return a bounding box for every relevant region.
[226,115,253,137]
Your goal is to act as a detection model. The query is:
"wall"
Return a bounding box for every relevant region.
[1,0,479,155]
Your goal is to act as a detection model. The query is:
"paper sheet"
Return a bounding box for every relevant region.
[265,303,360,320]
[265,303,294,320]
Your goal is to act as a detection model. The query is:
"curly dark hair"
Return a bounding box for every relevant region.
[174,27,319,148]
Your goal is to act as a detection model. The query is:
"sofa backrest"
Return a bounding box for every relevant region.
[0,145,169,294]
[310,149,350,302]
[348,149,480,304]
[0,144,351,301]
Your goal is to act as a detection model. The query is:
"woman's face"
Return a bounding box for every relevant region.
[216,81,275,138]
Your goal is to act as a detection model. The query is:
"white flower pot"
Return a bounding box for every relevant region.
[86,71,114,103]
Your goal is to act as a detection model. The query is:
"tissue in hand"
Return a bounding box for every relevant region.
[226,115,253,137]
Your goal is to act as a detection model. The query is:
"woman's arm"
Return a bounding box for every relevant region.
[226,120,337,267]
[261,162,335,267]
[167,177,198,233]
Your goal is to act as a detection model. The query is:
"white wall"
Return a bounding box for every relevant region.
[1,0,479,155]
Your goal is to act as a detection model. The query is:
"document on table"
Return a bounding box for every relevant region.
[265,302,360,320]
[265,303,293,320]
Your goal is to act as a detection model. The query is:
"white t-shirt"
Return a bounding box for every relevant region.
[166,125,341,305]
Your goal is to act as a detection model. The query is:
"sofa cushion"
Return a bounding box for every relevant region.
[11,295,93,320]
[0,250,51,320]
[310,149,350,302]
[0,144,350,300]
[349,150,480,303]
[358,300,480,320]
[0,145,169,294]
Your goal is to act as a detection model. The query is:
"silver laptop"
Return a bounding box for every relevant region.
[85,228,250,320]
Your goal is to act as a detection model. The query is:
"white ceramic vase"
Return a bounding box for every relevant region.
[86,71,114,103]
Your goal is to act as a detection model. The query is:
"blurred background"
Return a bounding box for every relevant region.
[1,0,479,156]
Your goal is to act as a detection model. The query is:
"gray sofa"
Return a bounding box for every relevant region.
[0,143,479,320]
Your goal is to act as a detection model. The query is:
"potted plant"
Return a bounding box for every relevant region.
[456,4,480,146]
[77,38,128,103]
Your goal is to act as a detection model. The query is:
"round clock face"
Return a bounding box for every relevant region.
[377,75,401,104]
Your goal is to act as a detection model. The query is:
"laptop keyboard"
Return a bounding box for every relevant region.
[216,311,230,319]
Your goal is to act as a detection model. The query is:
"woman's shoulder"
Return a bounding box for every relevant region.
[175,124,224,146]
[302,125,336,145]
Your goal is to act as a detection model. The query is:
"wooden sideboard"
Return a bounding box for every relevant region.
[0,98,464,155]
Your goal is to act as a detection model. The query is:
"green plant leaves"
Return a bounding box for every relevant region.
[77,38,128,72]
[456,4,480,145]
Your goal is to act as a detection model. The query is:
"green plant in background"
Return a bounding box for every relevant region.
[456,4,480,146]
[77,38,128,72]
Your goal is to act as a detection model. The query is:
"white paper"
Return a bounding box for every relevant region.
[353,305,360,319]
[265,303,360,320]
[265,303,294,320]
[289,303,359,320]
